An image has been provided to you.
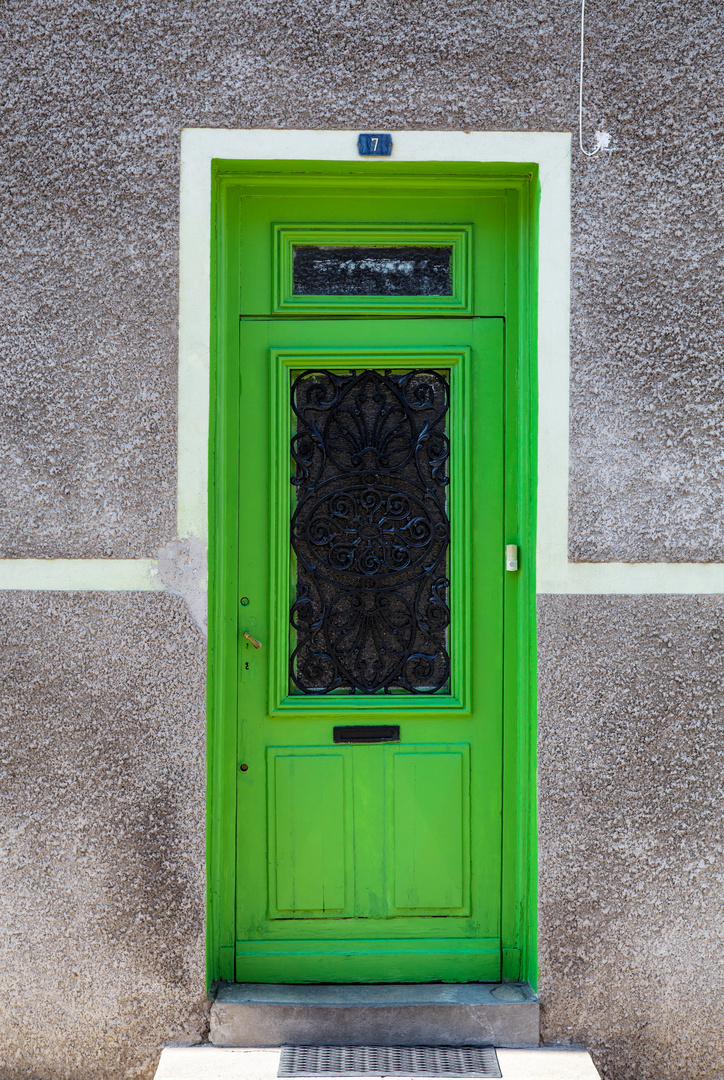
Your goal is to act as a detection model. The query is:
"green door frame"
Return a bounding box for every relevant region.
[207,159,538,990]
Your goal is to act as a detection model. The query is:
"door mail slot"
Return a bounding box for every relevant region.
[333,725,400,744]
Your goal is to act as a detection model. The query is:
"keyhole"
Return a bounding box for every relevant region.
[245,661,249,670]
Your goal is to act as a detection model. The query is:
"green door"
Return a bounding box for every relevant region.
[220,180,511,983]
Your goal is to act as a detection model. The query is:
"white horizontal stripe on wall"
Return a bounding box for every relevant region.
[537,561,724,595]
[0,559,160,591]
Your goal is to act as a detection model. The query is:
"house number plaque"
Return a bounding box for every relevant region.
[357,133,392,156]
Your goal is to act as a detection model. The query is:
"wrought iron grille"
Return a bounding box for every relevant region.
[290,368,451,694]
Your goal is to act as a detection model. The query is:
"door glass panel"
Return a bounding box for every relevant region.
[291,246,453,297]
[290,368,451,695]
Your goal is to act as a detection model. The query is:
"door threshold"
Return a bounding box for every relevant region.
[210,982,539,1048]
[156,1047,600,1080]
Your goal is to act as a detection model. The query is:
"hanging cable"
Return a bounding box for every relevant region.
[579,0,610,156]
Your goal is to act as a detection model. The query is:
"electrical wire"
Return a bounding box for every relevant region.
[579,0,605,156]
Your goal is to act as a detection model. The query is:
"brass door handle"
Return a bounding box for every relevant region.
[243,632,262,649]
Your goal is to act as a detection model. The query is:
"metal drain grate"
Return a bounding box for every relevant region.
[278,1045,501,1078]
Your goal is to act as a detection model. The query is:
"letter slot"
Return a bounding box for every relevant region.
[333,725,401,744]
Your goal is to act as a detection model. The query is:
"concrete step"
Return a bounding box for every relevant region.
[154,1046,600,1080]
[210,984,539,1049]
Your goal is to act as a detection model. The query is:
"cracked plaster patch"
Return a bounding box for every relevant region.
[156,538,208,636]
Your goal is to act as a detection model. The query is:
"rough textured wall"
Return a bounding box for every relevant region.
[1,2,723,1079]
[1,0,722,558]
[538,595,724,1080]
[0,593,208,1080]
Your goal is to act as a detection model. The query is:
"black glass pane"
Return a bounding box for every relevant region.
[290,369,451,695]
[292,246,453,297]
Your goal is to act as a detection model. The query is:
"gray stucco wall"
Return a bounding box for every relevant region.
[538,595,724,1080]
[1,2,723,1078]
[2,0,722,560]
[0,593,208,1080]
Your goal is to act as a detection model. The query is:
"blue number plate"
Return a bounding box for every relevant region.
[357,133,392,156]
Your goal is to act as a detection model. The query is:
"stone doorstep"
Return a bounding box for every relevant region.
[210,984,540,1050]
[154,1047,601,1080]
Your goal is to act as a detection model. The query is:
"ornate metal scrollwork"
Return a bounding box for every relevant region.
[290,368,450,694]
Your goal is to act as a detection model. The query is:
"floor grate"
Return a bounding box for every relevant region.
[278,1045,502,1078]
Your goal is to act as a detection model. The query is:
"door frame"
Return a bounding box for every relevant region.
[205,152,539,990]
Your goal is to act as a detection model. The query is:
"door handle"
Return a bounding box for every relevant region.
[243,632,262,649]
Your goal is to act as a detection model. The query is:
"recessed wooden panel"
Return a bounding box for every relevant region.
[392,748,470,913]
[269,751,350,917]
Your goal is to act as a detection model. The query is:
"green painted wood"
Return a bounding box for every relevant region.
[268,340,472,717]
[206,172,242,987]
[209,165,538,987]
[392,749,469,912]
[238,183,505,317]
[270,751,350,916]
[234,938,501,984]
[272,223,472,315]
[523,175,540,991]
[232,317,502,982]
[499,178,539,989]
